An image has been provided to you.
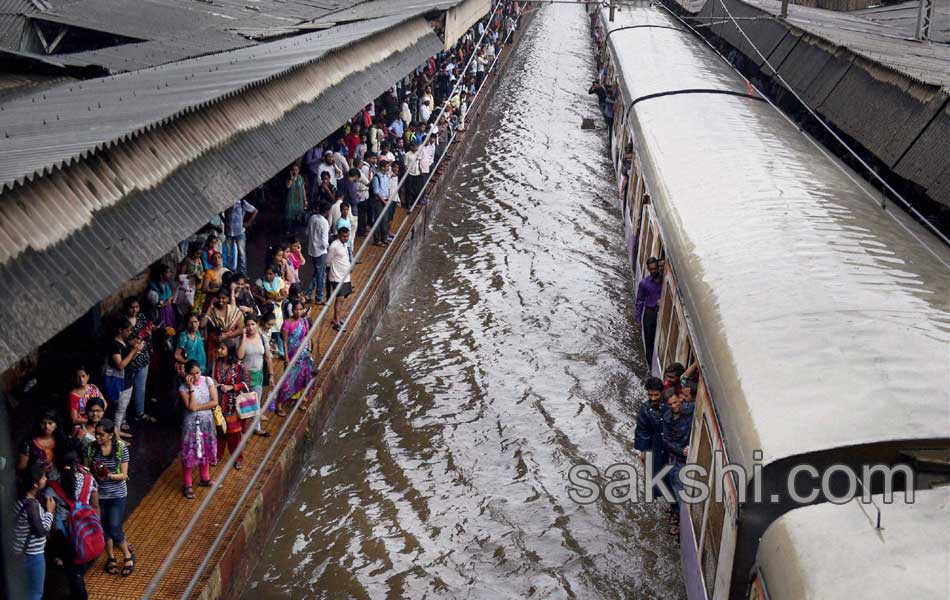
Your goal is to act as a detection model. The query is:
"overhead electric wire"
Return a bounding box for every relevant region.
[144,3,515,597]
[650,0,950,264]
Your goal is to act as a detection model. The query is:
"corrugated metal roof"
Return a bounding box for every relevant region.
[0,0,33,50]
[308,0,461,24]
[739,0,950,91]
[0,13,431,192]
[0,23,442,372]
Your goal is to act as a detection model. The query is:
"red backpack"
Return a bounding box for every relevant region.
[50,474,106,564]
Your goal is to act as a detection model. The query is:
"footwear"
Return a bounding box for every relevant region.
[121,557,135,577]
[120,421,131,431]
[260,414,270,422]
[199,478,214,487]
[182,486,195,500]
[104,556,118,574]
[276,408,288,417]
[254,429,271,437]
[137,413,158,424]
[234,461,243,471]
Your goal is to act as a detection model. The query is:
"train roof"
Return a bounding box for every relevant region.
[601,4,950,471]
[755,487,950,599]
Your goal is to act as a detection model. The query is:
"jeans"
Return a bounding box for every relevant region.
[306,253,327,302]
[105,376,133,432]
[225,232,247,274]
[20,552,45,600]
[99,496,127,545]
[130,365,149,419]
[252,383,266,431]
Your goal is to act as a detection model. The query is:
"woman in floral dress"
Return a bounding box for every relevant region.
[276,301,314,416]
[177,360,219,499]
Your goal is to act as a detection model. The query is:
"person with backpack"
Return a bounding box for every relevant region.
[13,464,55,600]
[86,419,134,576]
[50,445,104,599]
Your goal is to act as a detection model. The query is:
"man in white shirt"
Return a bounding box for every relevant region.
[332,147,349,178]
[327,226,353,330]
[404,142,421,208]
[388,162,401,233]
[305,203,330,304]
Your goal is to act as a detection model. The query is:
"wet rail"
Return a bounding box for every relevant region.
[246,5,685,599]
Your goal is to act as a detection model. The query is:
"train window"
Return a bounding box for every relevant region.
[657,286,674,362]
[690,423,713,550]
[665,307,680,368]
[702,476,727,598]
[680,332,692,366]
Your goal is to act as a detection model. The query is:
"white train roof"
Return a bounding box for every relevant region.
[602,4,950,470]
[756,487,950,598]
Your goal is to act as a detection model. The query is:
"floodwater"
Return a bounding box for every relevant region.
[246,5,685,599]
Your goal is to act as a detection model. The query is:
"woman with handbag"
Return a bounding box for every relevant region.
[210,343,252,468]
[239,316,274,436]
[177,360,219,500]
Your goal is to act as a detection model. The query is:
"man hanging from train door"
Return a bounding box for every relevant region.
[635,257,662,368]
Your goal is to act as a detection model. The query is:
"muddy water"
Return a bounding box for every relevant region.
[246,5,684,599]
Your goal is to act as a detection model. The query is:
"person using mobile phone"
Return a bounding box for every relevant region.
[13,464,56,600]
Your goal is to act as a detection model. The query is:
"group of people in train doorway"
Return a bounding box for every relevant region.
[635,256,696,537]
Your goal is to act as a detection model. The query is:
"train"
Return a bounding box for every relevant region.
[589,2,950,599]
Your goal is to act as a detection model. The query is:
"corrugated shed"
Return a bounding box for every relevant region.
[815,58,947,167]
[0,14,429,192]
[713,0,788,69]
[774,33,853,108]
[893,99,950,201]
[308,0,461,24]
[0,23,443,372]
[0,0,34,50]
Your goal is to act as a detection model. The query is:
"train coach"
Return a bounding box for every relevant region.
[591,2,950,599]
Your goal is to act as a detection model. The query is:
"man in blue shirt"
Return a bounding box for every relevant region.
[635,257,663,368]
[223,196,257,274]
[370,161,392,246]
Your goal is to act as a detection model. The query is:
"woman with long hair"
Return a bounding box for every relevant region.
[201,252,230,312]
[276,301,314,417]
[13,464,56,599]
[210,342,251,468]
[103,317,143,439]
[178,360,219,499]
[86,418,133,576]
[17,409,66,480]
[239,316,274,435]
[55,443,99,599]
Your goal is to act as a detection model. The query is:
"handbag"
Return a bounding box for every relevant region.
[212,405,227,432]
[236,391,260,419]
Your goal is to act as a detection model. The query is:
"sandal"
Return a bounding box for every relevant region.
[199,479,214,487]
[121,557,135,577]
[234,461,243,471]
[276,408,288,417]
[182,486,195,499]
[254,429,271,437]
[104,556,118,574]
